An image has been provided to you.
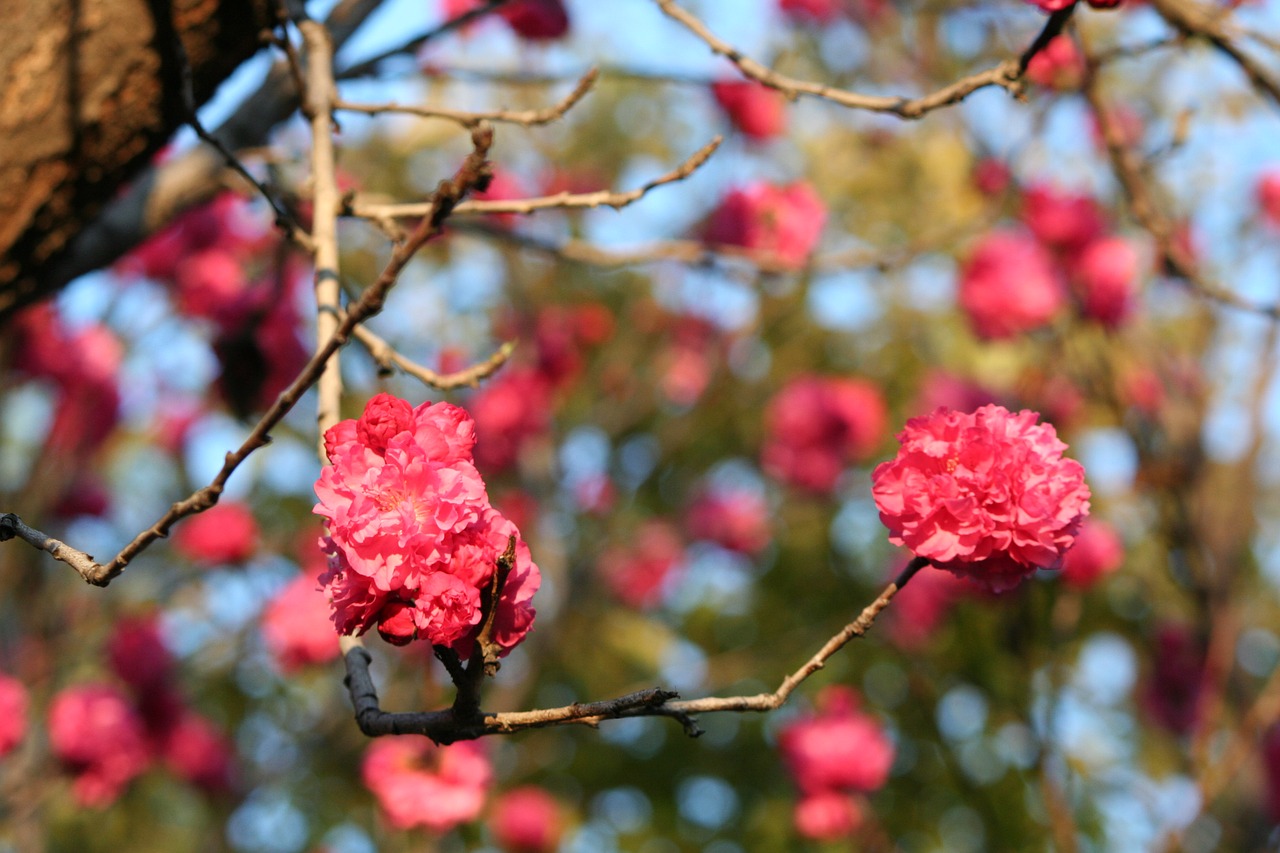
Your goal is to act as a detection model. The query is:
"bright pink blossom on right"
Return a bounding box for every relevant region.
[362,737,492,831]
[763,376,888,494]
[173,501,259,565]
[1059,519,1124,588]
[0,675,27,758]
[704,182,826,268]
[958,231,1065,340]
[872,405,1091,592]
[49,685,153,808]
[711,80,787,141]
[778,686,894,796]
[491,786,564,852]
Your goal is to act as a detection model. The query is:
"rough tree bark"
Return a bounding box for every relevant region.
[0,0,274,317]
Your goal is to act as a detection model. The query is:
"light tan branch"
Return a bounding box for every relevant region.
[336,68,599,127]
[340,557,928,742]
[350,136,722,219]
[353,324,516,390]
[652,0,1041,119]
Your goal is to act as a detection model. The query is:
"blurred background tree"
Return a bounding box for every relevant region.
[3,0,1280,851]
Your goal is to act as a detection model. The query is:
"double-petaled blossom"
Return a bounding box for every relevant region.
[763,376,888,494]
[314,394,540,654]
[872,405,1091,592]
[362,737,492,831]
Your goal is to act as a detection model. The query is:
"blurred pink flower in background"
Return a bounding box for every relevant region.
[599,521,685,608]
[0,675,28,759]
[173,502,260,566]
[491,786,565,852]
[704,182,826,268]
[1059,520,1124,589]
[262,570,341,672]
[711,80,787,140]
[160,712,234,792]
[1021,185,1106,252]
[763,376,888,494]
[1141,623,1205,735]
[794,791,863,841]
[362,737,492,831]
[471,368,553,472]
[1071,237,1139,328]
[958,231,1065,340]
[49,685,153,808]
[687,488,771,554]
[1025,36,1085,90]
[1258,169,1280,227]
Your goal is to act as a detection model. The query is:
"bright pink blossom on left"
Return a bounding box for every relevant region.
[314,394,540,655]
[362,737,492,831]
[872,405,1090,592]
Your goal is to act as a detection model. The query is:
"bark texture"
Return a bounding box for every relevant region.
[0,0,274,317]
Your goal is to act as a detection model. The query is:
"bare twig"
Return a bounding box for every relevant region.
[335,0,516,81]
[350,136,722,219]
[353,324,517,390]
[339,556,928,743]
[336,68,599,127]
[1,127,496,586]
[1149,0,1280,108]
[651,1,1075,119]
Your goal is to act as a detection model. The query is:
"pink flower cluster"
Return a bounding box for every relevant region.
[778,687,894,841]
[262,565,342,672]
[872,405,1091,592]
[711,80,787,141]
[173,501,260,566]
[703,182,827,268]
[762,376,888,494]
[314,394,540,652]
[362,737,492,831]
[49,617,235,807]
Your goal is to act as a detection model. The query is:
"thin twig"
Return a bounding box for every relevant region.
[353,324,517,390]
[339,556,928,742]
[336,0,515,81]
[336,68,598,127]
[0,127,495,586]
[1149,0,1280,108]
[651,1,1075,119]
[350,136,722,219]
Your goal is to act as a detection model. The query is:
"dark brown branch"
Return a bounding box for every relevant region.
[1,126,495,586]
[339,556,929,743]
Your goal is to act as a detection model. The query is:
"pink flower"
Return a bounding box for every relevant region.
[794,791,863,841]
[1071,237,1139,327]
[599,521,685,609]
[711,80,787,141]
[1025,36,1085,90]
[173,502,259,565]
[498,0,570,39]
[173,249,251,327]
[262,571,341,672]
[780,0,839,21]
[1059,520,1123,588]
[958,231,1065,340]
[778,686,894,795]
[491,786,564,852]
[470,368,553,472]
[0,676,28,758]
[915,371,999,416]
[704,182,826,268]
[472,167,532,226]
[687,488,771,554]
[314,395,540,656]
[107,615,174,696]
[762,376,888,494]
[972,159,1011,197]
[1258,169,1280,227]
[1021,184,1106,252]
[1141,623,1205,735]
[362,737,492,831]
[213,270,311,418]
[871,405,1091,592]
[160,712,234,792]
[49,685,153,808]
